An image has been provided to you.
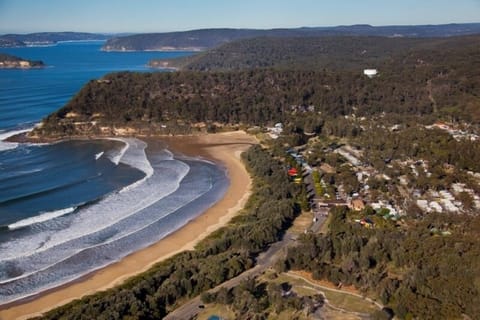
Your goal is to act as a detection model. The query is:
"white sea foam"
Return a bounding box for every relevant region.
[95,151,104,160]
[107,139,129,165]
[8,207,76,230]
[0,154,227,305]
[11,168,43,176]
[106,138,155,193]
[0,128,33,151]
[0,173,214,287]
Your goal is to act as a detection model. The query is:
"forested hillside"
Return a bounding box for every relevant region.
[150,36,424,71]
[151,34,480,73]
[30,69,427,137]
[34,35,480,138]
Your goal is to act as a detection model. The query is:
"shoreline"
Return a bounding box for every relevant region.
[0,131,257,320]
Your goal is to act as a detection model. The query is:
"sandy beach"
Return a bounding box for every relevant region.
[0,130,257,320]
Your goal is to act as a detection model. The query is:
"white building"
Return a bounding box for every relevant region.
[363,69,378,78]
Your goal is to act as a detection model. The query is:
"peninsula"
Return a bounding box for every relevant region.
[0,53,44,68]
[0,32,112,48]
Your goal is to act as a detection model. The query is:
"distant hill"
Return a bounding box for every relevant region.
[149,34,480,72]
[0,53,44,68]
[103,23,480,51]
[149,36,423,71]
[0,32,112,47]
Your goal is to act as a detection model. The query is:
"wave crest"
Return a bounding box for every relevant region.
[8,207,76,230]
[0,128,33,152]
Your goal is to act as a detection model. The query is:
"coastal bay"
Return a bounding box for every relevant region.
[0,41,207,317]
[0,131,257,320]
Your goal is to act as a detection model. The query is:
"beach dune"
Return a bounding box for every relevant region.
[0,131,256,320]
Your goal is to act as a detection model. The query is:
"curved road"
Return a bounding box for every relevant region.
[164,233,296,320]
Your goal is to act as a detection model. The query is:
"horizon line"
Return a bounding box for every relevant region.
[2,21,480,35]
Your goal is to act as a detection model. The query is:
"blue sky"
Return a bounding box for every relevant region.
[0,0,479,34]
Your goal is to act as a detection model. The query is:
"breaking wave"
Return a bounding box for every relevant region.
[8,207,76,230]
[0,128,33,152]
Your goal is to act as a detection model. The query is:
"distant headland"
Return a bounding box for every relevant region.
[102,23,480,51]
[0,32,112,48]
[0,53,44,69]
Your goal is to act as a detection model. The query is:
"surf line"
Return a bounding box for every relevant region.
[105,138,154,193]
[8,207,76,230]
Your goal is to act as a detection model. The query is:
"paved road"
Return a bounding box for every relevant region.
[165,234,295,320]
[310,213,327,233]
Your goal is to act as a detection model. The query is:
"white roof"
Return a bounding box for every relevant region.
[363,69,378,75]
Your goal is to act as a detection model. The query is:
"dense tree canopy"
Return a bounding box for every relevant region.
[285,207,480,319]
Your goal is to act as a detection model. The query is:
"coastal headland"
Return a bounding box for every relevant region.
[0,130,257,320]
[0,53,44,69]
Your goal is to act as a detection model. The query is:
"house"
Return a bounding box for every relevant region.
[363,69,378,78]
[350,199,366,211]
[267,122,284,139]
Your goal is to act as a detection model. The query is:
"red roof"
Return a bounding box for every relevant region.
[288,168,298,176]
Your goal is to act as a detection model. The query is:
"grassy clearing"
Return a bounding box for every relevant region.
[290,210,312,235]
[271,273,378,315]
[316,286,378,314]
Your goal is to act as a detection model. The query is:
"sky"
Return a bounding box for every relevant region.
[0,0,479,34]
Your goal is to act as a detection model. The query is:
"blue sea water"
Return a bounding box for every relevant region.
[0,41,191,131]
[0,42,228,304]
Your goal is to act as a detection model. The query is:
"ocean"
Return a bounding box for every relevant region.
[0,42,229,304]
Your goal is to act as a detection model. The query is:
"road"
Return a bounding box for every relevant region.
[164,233,296,320]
